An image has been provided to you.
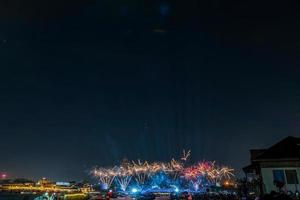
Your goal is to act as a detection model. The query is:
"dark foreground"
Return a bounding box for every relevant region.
[0,193,38,200]
[0,193,299,200]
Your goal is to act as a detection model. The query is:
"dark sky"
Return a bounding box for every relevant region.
[1,0,300,181]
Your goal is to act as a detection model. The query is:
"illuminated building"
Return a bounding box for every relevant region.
[0,178,91,193]
[243,136,300,194]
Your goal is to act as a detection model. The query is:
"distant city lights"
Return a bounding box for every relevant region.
[1,173,6,179]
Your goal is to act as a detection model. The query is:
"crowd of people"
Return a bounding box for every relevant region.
[170,191,300,200]
[28,190,300,200]
[190,193,239,200]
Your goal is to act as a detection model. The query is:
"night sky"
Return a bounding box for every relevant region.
[1,0,300,181]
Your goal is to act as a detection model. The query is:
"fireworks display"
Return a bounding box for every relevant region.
[131,160,150,185]
[91,167,117,189]
[91,150,235,193]
[182,161,234,185]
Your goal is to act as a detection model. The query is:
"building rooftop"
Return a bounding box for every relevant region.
[252,136,300,161]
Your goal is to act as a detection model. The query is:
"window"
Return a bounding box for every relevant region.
[285,170,298,184]
[273,170,285,184]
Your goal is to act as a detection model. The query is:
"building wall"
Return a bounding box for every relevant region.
[261,167,300,193]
